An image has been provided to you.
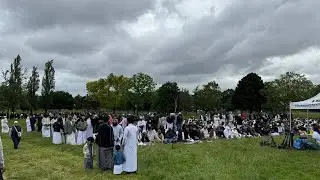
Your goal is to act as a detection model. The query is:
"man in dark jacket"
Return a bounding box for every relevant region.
[11,121,22,149]
[95,117,114,170]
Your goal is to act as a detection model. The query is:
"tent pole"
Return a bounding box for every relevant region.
[289,102,292,132]
[307,109,309,119]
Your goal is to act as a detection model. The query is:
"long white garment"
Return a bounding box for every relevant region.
[1,118,9,133]
[122,124,138,172]
[42,118,51,138]
[53,132,62,144]
[77,131,86,145]
[50,119,56,137]
[113,164,123,175]
[26,117,32,132]
[113,124,124,145]
[85,118,93,139]
[66,132,77,145]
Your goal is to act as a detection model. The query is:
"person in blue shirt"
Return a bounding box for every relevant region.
[113,145,126,175]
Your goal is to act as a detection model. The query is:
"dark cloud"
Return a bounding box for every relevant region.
[1,0,153,31]
[0,0,320,95]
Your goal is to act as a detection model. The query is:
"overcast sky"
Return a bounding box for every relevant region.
[1,0,320,95]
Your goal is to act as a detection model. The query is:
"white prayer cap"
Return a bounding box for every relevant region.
[170,113,175,116]
[178,112,181,115]
[14,121,18,124]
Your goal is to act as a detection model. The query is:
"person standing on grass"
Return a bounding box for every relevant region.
[122,115,138,173]
[0,135,4,180]
[112,118,123,146]
[113,145,126,175]
[83,137,95,170]
[10,121,22,149]
[96,117,114,171]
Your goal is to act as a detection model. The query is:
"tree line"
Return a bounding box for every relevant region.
[0,55,319,115]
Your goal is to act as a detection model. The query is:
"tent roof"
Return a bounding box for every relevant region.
[290,93,320,109]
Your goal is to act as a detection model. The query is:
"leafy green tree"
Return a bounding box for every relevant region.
[129,72,156,114]
[41,60,55,112]
[178,88,193,112]
[232,73,266,112]
[27,66,40,113]
[156,82,180,113]
[51,91,74,110]
[106,73,130,113]
[86,78,108,109]
[193,81,222,112]
[263,72,314,112]
[221,89,234,111]
[2,55,24,116]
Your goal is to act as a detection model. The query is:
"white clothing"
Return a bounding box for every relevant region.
[165,122,174,133]
[224,126,232,139]
[42,118,51,138]
[53,132,62,144]
[1,118,9,133]
[312,131,320,144]
[66,132,77,145]
[85,118,93,139]
[26,117,32,132]
[113,124,123,145]
[122,124,138,172]
[119,117,128,129]
[77,130,86,145]
[113,164,123,175]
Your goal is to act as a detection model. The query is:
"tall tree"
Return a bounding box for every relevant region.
[41,60,55,112]
[221,89,235,111]
[106,73,130,113]
[193,81,222,112]
[2,55,24,116]
[27,66,40,113]
[232,73,266,112]
[156,82,180,113]
[129,72,156,114]
[178,88,193,112]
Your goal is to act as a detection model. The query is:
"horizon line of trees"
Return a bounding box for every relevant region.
[1,55,319,116]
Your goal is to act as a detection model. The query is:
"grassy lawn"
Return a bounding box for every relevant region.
[1,119,319,180]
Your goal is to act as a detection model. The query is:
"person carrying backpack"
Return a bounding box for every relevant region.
[9,121,22,149]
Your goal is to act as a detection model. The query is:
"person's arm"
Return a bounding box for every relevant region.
[122,128,128,146]
[119,127,124,141]
[0,137,4,170]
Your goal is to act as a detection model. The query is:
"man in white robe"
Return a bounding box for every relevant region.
[85,117,93,139]
[1,116,9,134]
[42,116,51,138]
[26,116,32,132]
[112,119,123,146]
[122,115,138,173]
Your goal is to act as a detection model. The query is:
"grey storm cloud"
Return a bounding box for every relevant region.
[0,0,320,95]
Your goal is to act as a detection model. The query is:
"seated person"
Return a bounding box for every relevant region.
[164,128,177,144]
[312,125,320,145]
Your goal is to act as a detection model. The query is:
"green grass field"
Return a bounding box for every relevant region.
[2,119,319,180]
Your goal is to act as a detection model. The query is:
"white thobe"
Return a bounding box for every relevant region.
[42,118,51,137]
[112,124,123,145]
[122,124,138,172]
[85,118,93,138]
[1,118,9,133]
[26,117,32,132]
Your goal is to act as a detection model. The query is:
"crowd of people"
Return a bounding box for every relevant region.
[0,111,320,176]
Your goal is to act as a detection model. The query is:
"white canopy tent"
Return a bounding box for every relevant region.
[289,93,320,130]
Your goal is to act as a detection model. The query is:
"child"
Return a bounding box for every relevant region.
[83,137,94,170]
[113,145,126,175]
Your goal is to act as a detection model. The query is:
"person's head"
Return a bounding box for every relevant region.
[14,121,19,125]
[87,137,94,144]
[127,115,134,124]
[115,145,121,151]
[113,118,118,126]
